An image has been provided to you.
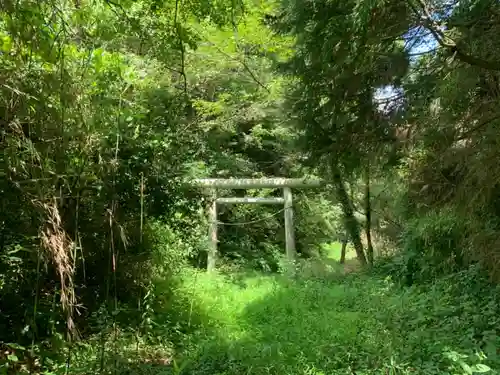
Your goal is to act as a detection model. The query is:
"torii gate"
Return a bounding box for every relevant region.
[193,178,323,271]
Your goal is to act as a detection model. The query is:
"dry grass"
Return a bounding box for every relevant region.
[39,199,76,335]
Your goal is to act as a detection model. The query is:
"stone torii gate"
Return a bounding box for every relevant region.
[193,178,323,271]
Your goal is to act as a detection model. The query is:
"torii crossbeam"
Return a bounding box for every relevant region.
[192,178,323,271]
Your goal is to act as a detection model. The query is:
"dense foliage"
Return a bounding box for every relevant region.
[2,0,500,373]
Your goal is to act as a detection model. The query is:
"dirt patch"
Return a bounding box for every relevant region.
[342,258,361,274]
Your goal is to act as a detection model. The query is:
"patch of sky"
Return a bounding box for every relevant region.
[374,22,440,110]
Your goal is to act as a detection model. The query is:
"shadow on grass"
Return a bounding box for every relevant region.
[176,266,500,375]
[65,270,219,375]
[178,270,395,375]
[81,264,500,375]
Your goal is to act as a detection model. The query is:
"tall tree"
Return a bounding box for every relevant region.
[272,0,409,264]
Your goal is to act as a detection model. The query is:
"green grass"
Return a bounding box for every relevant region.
[67,263,500,375]
[158,265,500,375]
[321,241,356,261]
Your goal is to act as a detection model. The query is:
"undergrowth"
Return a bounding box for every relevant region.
[44,260,500,375]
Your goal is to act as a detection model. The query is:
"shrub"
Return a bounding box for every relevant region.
[399,208,468,285]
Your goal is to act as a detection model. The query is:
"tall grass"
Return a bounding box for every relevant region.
[60,260,500,375]
[161,264,500,375]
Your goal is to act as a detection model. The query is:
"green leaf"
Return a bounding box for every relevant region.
[0,35,12,52]
[5,343,25,350]
[460,362,472,375]
[471,364,491,373]
[7,354,18,362]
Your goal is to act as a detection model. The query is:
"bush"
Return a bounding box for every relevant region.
[399,208,468,285]
[146,219,206,277]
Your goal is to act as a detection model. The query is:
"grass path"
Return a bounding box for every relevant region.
[70,258,498,375]
[159,265,498,375]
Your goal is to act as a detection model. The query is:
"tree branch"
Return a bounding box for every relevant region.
[456,113,500,141]
[193,31,270,93]
[450,46,500,71]
[408,48,438,57]
[174,0,188,95]
[409,0,500,71]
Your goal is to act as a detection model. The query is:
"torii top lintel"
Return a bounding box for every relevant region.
[192,178,323,189]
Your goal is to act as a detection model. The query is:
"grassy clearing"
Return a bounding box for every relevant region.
[67,261,500,375]
[157,264,500,375]
[321,241,357,261]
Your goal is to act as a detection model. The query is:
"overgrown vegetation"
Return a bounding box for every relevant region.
[2,0,500,373]
[165,265,500,375]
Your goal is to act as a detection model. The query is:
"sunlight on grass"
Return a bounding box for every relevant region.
[173,270,389,374]
[69,265,499,375]
[179,269,278,332]
[164,267,498,375]
[321,241,356,261]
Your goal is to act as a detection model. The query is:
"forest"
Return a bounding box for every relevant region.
[1,0,500,373]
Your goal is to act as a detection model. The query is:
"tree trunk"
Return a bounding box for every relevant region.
[340,235,347,264]
[364,163,374,265]
[331,164,367,266]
